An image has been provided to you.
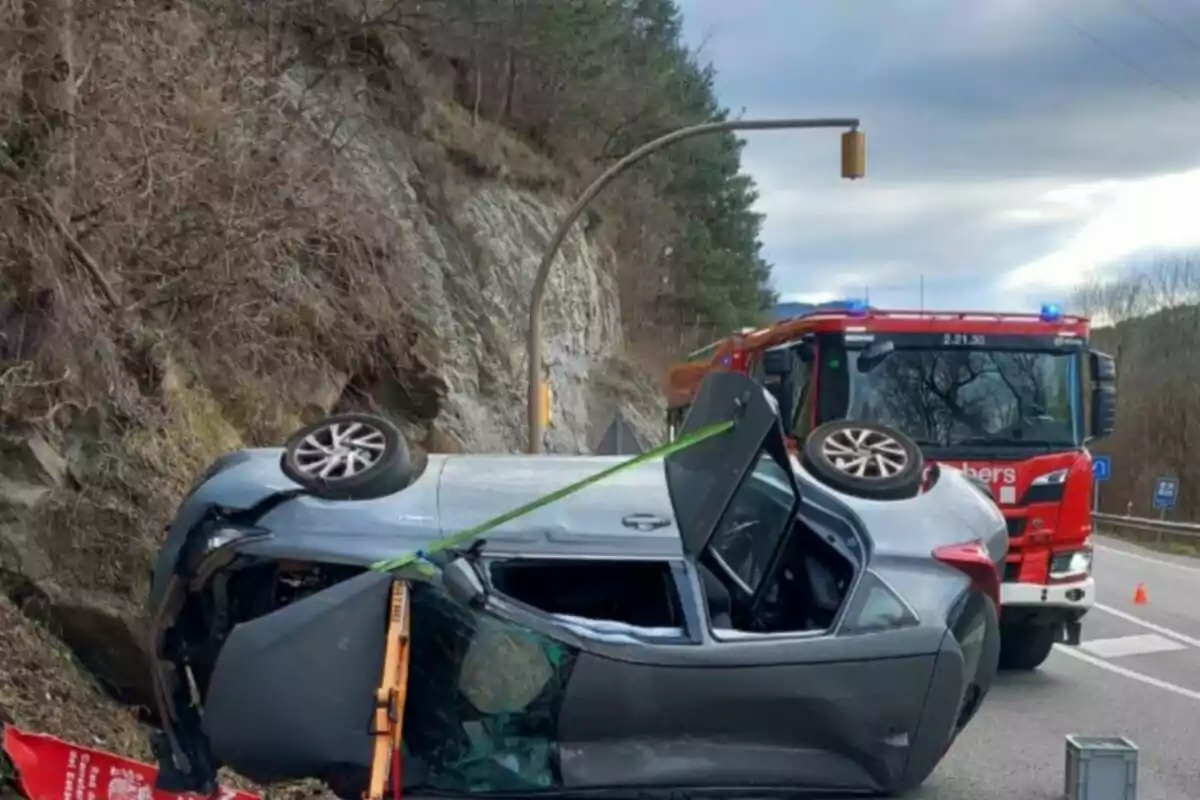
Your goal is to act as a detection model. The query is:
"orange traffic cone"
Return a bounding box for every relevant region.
[1133,583,1148,605]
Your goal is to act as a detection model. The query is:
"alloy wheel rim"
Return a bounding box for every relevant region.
[821,427,909,479]
[293,421,387,480]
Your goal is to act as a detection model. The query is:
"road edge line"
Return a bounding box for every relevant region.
[1093,603,1200,649]
[1053,645,1200,701]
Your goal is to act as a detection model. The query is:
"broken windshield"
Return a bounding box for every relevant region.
[404,585,575,793]
[819,345,1082,450]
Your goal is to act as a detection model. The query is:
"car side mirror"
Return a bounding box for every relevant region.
[1088,349,1116,440]
[1090,349,1116,381]
[760,345,795,425]
[443,557,487,608]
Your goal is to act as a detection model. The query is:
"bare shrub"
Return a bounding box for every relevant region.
[1072,253,1200,518]
[2,0,440,602]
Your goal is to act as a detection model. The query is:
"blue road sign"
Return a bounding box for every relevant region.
[1153,476,1179,510]
[1092,456,1111,482]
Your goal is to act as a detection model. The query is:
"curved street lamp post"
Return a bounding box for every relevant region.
[526,117,867,453]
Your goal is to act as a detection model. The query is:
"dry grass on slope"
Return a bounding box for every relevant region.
[0,594,148,760]
[0,593,334,800]
[1,0,448,604]
[1,3,444,788]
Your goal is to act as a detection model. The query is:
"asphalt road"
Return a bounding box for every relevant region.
[911,535,1200,799]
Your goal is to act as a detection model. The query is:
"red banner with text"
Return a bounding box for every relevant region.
[2,726,261,800]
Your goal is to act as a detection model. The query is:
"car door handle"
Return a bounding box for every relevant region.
[622,513,671,531]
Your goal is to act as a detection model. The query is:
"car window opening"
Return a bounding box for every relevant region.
[403,587,573,794]
[487,558,685,631]
[704,521,856,635]
[700,450,857,635]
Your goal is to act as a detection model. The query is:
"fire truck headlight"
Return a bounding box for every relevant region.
[1050,548,1093,580]
[1031,468,1069,486]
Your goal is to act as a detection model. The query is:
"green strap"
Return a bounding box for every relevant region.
[369,419,733,574]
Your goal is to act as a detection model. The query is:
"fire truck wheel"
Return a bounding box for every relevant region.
[997,623,1056,671]
[280,413,413,500]
[801,420,924,501]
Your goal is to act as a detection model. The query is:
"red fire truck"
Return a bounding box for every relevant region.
[666,302,1117,671]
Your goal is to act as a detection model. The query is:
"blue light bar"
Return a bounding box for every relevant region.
[847,299,869,318]
[1040,302,1063,323]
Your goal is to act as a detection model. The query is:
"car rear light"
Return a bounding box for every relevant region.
[933,540,1001,607]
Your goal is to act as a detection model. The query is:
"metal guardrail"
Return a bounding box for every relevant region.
[1093,512,1200,543]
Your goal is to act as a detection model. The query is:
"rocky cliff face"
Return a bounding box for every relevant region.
[0,171,662,711]
[0,24,663,733]
[273,63,660,456]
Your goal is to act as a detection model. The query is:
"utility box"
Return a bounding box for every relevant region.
[1064,735,1138,800]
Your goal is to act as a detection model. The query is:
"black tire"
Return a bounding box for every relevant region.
[800,420,924,501]
[280,413,413,500]
[953,593,1000,731]
[997,623,1056,671]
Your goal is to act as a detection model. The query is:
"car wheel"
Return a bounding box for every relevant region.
[801,420,924,500]
[997,623,1056,671]
[950,591,1000,731]
[280,413,413,500]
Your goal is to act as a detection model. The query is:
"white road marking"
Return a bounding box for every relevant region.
[1080,633,1186,659]
[1094,543,1200,574]
[1093,602,1200,649]
[1054,645,1200,701]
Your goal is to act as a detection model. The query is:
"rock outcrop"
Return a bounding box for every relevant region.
[0,86,664,718]
[0,0,664,740]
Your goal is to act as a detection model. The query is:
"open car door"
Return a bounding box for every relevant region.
[664,372,801,610]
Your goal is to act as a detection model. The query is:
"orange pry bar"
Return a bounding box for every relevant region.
[365,580,412,800]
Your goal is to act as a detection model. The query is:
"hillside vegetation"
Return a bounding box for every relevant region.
[1072,254,1200,520]
[0,0,775,776]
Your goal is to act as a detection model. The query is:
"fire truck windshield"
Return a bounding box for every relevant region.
[818,342,1083,451]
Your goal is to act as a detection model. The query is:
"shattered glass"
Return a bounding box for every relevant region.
[403,585,577,792]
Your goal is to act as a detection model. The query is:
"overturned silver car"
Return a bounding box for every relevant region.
[147,372,1007,799]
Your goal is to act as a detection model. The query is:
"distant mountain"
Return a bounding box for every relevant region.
[770,299,867,322]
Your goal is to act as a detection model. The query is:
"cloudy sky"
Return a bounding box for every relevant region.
[676,0,1200,312]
